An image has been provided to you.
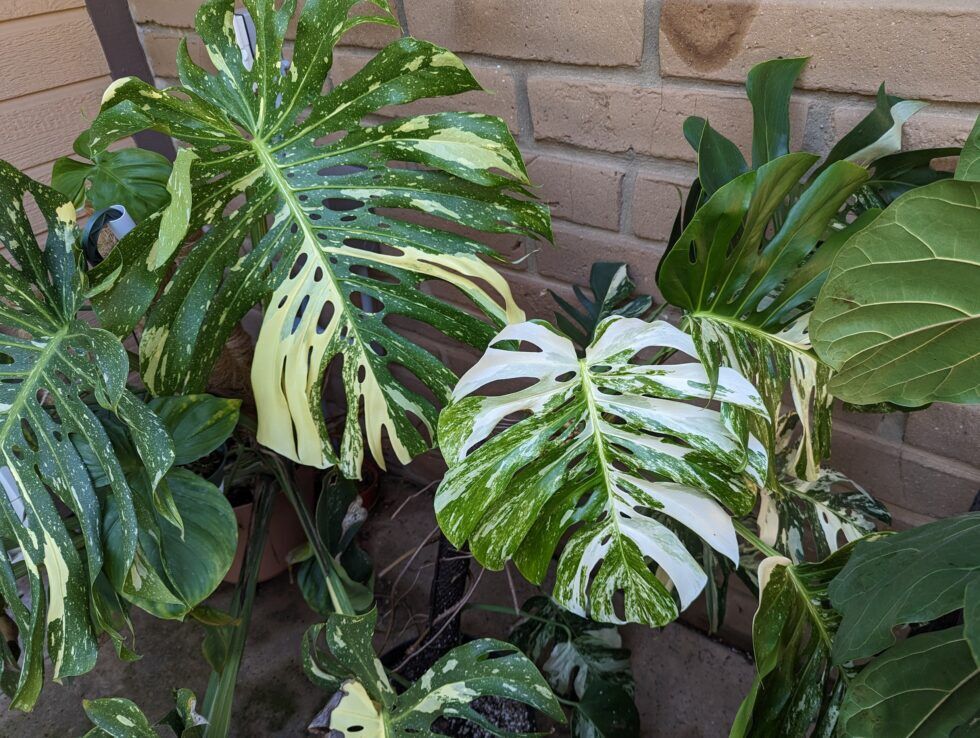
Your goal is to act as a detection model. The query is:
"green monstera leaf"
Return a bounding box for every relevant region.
[657,152,870,481]
[665,58,951,481]
[304,609,563,736]
[52,131,173,223]
[0,161,174,709]
[811,116,980,406]
[437,316,769,628]
[83,0,548,479]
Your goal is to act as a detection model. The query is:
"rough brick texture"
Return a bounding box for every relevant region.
[128,0,980,652]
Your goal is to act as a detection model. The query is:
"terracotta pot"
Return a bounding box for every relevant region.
[223,492,308,584]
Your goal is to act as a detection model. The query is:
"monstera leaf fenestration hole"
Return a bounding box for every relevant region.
[86,0,550,478]
[436,316,769,627]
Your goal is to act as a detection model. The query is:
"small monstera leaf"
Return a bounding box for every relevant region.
[758,425,889,563]
[437,316,768,628]
[657,153,870,480]
[510,596,639,738]
[0,161,174,709]
[84,0,548,478]
[731,543,867,738]
[304,609,563,736]
[52,131,172,222]
[550,262,655,353]
[811,117,980,406]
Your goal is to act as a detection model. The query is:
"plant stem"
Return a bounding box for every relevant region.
[733,519,781,558]
[265,453,353,615]
[464,603,575,642]
[202,481,275,738]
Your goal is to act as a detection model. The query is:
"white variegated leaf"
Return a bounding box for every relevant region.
[437,316,768,628]
[0,161,174,710]
[305,609,563,736]
[85,0,548,479]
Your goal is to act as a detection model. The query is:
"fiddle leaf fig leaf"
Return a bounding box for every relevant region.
[85,0,548,479]
[657,153,870,480]
[305,609,563,736]
[0,160,174,710]
[811,176,980,406]
[829,514,980,665]
[837,627,980,738]
[437,316,768,628]
[52,131,173,222]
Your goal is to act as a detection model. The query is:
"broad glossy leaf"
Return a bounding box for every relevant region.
[811,178,980,405]
[52,132,173,222]
[82,698,159,738]
[829,514,980,665]
[437,316,768,627]
[147,394,240,466]
[837,627,980,738]
[82,690,207,738]
[304,609,562,736]
[684,116,748,199]
[104,469,237,620]
[0,160,173,709]
[85,0,548,479]
[730,544,862,738]
[657,153,870,479]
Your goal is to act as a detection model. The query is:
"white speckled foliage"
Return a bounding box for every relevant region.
[303,610,563,736]
[84,0,549,478]
[436,316,769,628]
[0,162,174,709]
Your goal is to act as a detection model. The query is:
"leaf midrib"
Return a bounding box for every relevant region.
[0,327,67,450]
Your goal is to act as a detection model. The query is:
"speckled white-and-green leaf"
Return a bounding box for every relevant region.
[657,153,870,481]
[436,316,769,628]
[304,609,563,736]
[84,0,548,479]
[0,161,174,710]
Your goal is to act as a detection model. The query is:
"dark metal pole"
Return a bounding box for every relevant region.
[84,0,177,160]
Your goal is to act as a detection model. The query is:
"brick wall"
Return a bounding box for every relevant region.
[131,0,979,575]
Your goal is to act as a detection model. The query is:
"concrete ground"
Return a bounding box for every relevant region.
[0,478,754,737]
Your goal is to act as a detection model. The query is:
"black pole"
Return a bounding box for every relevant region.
[84,0,177,160]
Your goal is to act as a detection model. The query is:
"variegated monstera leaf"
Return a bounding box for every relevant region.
[437,317,769,628]
[658,153,870,481]
[85,0,548,478]
[0,161,174,709]
[304,610,563,736]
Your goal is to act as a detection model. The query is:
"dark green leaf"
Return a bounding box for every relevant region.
[52,133,172,221]
[745,57,808,168]
[811,178,980,406]
[829,514,980,664]
[147,395,241,465]
[837,627,980,737]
